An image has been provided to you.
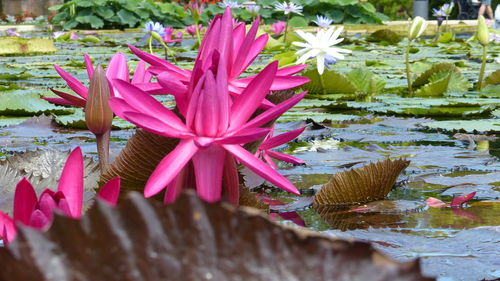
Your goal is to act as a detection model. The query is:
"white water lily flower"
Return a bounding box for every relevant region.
[293,26,352,75]
[408,16,428,40]
[313,15,333,28]
[274,2,303,15]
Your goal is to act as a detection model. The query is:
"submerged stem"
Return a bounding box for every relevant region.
[477,45,488,91]
[96,131,110,174]
[405,39,412,94]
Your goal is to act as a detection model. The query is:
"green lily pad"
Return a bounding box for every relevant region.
[413,63,459,88]
[54,110,134,130]
[0,92,74,116]
[484,69,500,86]
[0,38,57,56]
[422,119,500,133]
[301,69,357,95]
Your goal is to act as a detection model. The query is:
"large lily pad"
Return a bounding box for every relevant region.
[0,38,57,56]
[0,191,432,281]
[421,119,500,133]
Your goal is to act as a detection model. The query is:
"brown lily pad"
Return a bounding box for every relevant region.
[314,158,410,206]
[0,191,433,281]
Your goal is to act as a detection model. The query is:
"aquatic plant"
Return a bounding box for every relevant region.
[476,15,490,91]
[313,15,333,28]
[0,147,121,244]
[293,26,352,94]
[274,1,303,42]
[405,16,428,94]
[270,21,286,35]
[245,4,261,19]
[141,21,175,57]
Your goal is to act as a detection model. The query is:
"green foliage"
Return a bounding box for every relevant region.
[413,64,471,97]
[438,32,455,43]
[50,0,189,30]
[413,63,459,88]
[370,0,412,20]
[367,29,402,45]
[484,70,500,86]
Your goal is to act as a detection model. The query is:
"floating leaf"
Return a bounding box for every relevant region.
[0,191,431,281]
[0,92,73,116]
[0,38,57,56]
[367,29,402,45]
[413,63,459,88]
[345,68,386,96]
[301,69,356,95]
[437,32,455,43]
[422,119,500,133]
[414,72,452,97]
[314,158,410,206]
[484,69,500,86]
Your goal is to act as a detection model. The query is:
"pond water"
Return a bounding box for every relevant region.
[0,29,499,281]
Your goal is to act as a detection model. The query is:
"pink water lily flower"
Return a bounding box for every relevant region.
[270,21,286,35]
[110,53,305,204]
[129,8,308,106]
[425,192,476,208]
[0,148,121,244]
[185,24,203,37]
[44,52,152,107]
[163,27,182,43]
[256,126,306,169]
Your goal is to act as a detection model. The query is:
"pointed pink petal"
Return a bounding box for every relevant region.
[13,178,38,225]
[185,74,206,128]
[223,144,299,195]
[157,72,189,112]
[192,145,226,202]
[122,111,190,138]
[194,70,221,137]
[128,44,189,78]
[451,192,476,208]
[260,127,306,150]
[262,151,278,169]
[42,97,82,107]
[229,61,278,130]
[266,150,305,165]
[56,198,73,217]
[218,128,270,145]
[232,17,264,77]
[131,60,147,83]
[113,79,189,132]
[97,177,121,206]
[232,23,246,59]
[223,155,239,206]
[233,34,268,78]
[53,64,88,98]
[145,139,198,197]
[163,173,185,204]
[134,82,166,95]
[217,8,234,64]
[48,88,86,107]
[425,197,448,208]
[240,92,307,131]
[278,212,306,227]
[215,55,230,134]
[106,52,129,82]
[84,53,94,80]
[270,76,310,91]
[57,147,83,218]
[0,211,15,244]
[276,64,307,76]
[108,97,136,120]
[28,210,50,229]
[39,191,57,221]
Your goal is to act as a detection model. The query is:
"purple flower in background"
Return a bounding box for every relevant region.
[274,1,303,15]
[175,31,183,39]
[324,55,337,70]
[6,28,20,37]
[245,4,261,17]
[313,15,333,28]
[142,21,166,44]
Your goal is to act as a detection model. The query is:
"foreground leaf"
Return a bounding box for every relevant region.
[0,191,432,281]
[412,63,459,88]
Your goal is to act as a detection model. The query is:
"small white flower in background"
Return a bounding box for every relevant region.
[274,2,303,15]
[245,4,261,17]
[219,0,241,9]
[293,26,352,75]
[6,15,17,24]
[440,2,454,15]
[313,15,333,28]
[490,33,500,44]
[408,16,428,40]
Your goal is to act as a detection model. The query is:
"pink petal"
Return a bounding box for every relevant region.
[229,61,278,130]
[193,70,224,137]
[57,147,84,218]
[269,76,311,91]
[42,97,83,107]
[56,198,73,217]
[28,210,50,230]
[450,192,476,208]
[39,191,57,221]
[222,155,239,206]
[231,23,246,60]
[276,64,307,76]
[128,44,189,78]
[260,127,306,150]
[122,111,190,139]
[106,52,129,82]
[425,197,448,208]
[0,211,15,244]
[240,92,307,131]
[223,144,299,195]
[48,88,87,107]
[97,177,121,206]
[144,139,199,197]
[53,64,88,99]
[192,145,226,202]
[13,177,38,225]
[84,53,94,80]
[215,55,230,134]
[131,60,148,84]
[108,97,136,119]
[231,17,264,77]
[163,166,191,204]
[266,150,305,165]
[236,34,268,78]
[262,151,277,169]
[157,72,189,112]
[113,79,189,132]
[278,212,306,227]
[134,82,165,95]
[218,128,270,145]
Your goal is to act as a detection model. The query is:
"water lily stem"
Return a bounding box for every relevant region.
[148,36,154,55]
[319,72,327,95]
[284,13,291,43]
[405,39,412,94]
[477,45,488,91]
[194,21,202,47]
[96,130,110,173]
